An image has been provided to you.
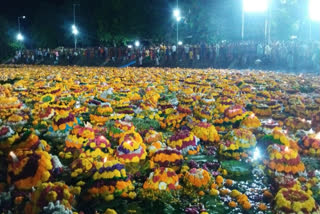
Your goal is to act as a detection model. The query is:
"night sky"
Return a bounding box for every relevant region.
[0,0,314,48]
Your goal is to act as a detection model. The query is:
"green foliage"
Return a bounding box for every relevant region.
[0,17,19,62]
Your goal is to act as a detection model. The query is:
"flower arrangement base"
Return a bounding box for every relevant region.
[220,160,252,179]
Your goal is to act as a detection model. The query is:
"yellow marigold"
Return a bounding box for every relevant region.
[128,192,137,199]
[215,175,224,185]
[225,179,233,186]
[198,191,205,196]
[229,201,237,208]
[105,208,117,214]
[220,188,230,196]
[242,201,252,210]
[230,189,241,198]
[258,203,267,211]
[210,189,219,196]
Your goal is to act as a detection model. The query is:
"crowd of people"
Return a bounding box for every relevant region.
[11,40,320,72]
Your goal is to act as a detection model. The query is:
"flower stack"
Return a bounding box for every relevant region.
[299,134,320,156]
[113,98,134,115]
[7,150,52,190]
[167,130,200,155]
[267,144,305,175]
[6,113,29,130]
[164,113,187,130]
[13,131,50,152]
[0,96,23,119]
[25,182,78,214]
[151,148,183,169]
[252,104,272,117]
[108,120,135,140]
[88,160,135,201]
[32,104,55,126]
[194,106,212,121]
[96,104,113,117]
[219,128,256,159]
[89,103,113,125]
[115,131,147,163]
[240,112,261,129]
[70,157,95,178]
[184,168,212,189]
[284,117,311,131]
[143,167,180,191]
[261,127,298,150]
[50,110,78,133]
[59,126,95,159]
[144,130,162,144]
[274,187,318,213]
[0,125,19,152]
[82,135,111,159]
[191,122,220,144]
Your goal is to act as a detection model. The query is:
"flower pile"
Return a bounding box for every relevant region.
[88,160,135,201]
[219,128,256,159]
[299,134,320,157]
[167,130,200,155]
[143,167,180,191]
[274,187,318,213]
[25,182,79,214]
[267,144,305,174]
[191,122,220,143]
[151,148,183,168]
[7,150,52,190]
[0,66,320,213]
[115,131,147,163]
[184,168,212,189]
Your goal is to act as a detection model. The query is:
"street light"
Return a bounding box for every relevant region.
[178,41,183,46]
[241,0,269,41]
[243,0,268,12]
[17,16,26,42]
[135,41,140,47]
[173,9,180,18]
[309,0,320,40]
[72,25,79,35]
[17,33,24,41]
[309,0,320,22]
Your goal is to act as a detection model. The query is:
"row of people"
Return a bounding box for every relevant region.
[12,40,320,71]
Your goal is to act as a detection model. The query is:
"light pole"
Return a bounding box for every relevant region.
[241,0,269,41]
[72,4,80,49]
[173,0,181,45]
[17,16,26,42]
[173,9,181,45]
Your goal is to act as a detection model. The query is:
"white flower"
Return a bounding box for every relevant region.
[158,182,167,190]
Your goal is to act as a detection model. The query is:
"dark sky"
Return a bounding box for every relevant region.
[0,0,314,48]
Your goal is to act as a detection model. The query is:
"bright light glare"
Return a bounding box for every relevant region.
[173,9,180,17]
[178,41,183,45]
[253,147,260,160]
[17,33,24,41]
[243,0,268,12]
[22,16,26,19]
[72,25,79,35]
[135,41,140,47]
[176,16,182,22]
[310,0,320,21]
[128,45,133,49]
